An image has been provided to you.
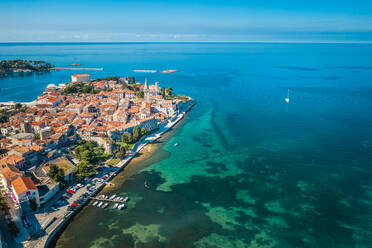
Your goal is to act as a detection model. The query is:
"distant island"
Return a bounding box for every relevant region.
[0,59,54,76]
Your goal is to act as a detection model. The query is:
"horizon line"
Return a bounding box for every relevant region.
[1,41,372,45]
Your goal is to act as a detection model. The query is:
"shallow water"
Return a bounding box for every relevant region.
[1,43,372,247]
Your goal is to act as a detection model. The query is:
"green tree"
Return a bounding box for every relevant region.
[132,126,141,142]
[121,83,128,89]
[136,91,144,99]
[74,145,85,160]
[14,103,22,110]
[47,164,65,186]
[166,87,173,96]
[81,150,94,163]
[121,132,132,143]
[141,128,147,136]
[74,161,95,181]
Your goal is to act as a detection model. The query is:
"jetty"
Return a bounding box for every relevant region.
[51,67,104,71]
[89,197,126,203]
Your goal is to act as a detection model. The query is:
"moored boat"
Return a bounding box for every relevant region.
[93,201,98,206]
[97,202,103,207]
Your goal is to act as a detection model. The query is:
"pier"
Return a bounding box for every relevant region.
[51,67,104,71]
[89,197,126,203]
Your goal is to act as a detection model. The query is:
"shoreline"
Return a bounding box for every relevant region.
[42,101,196,248]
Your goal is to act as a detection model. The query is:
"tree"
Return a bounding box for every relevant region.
[121,84,128,89]
[74,161,95,181]
[132,126,141,142]
[115,145,126,159]
[14,103,22,110]
[136,91,144,99]
[81,150,94,163]
[141,128,147,136]
[166,87,173,96]
[47,164,65,186]
[74,145,85,160]
[121,132,132,143]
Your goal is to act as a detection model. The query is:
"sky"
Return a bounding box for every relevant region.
[1,0,372,42]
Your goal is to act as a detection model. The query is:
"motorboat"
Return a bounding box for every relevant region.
[113,203,119,209]
[97,202,103,207]
[285,89,290,103]
[110,194,116,200]
[118,204,125,210]
[174,143,179,147]
[124,196,129,202]
[93,201,98,206]
[102,203,109,208]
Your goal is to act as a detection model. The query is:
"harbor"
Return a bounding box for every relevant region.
[24,100,196,248]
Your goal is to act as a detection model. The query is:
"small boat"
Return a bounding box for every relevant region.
[174,143,179,147]
[102,203,109,208]
[124,196,129,202]
[110,194,116,200]
[93,201,98,206]
[285,89,290,103]
[97,202,103,207]
[115,196,121,201]
[118,204,125,210]
[113,203,119,209]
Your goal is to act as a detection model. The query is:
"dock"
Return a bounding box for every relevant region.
[89,197,126,203]
[51,67,104,71]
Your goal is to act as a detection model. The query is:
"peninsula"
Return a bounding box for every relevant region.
[0,59,54,76]
[0,73,194,247]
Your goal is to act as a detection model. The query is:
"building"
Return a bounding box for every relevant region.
[20,122,33,133]
[71,74,91,82]
[11,177,40,207]
[0,164,23,190]
[0,154,26,169]
[138,116,158,132]
[40,127,53,140]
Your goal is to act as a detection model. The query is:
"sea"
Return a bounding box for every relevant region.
[1,42,372,248]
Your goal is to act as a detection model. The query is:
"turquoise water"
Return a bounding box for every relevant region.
[1,43,372,247]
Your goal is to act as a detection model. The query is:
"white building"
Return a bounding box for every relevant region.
[71,74,91,82]
[11,177,40,207]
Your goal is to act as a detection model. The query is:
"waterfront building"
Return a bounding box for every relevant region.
[71,74,91,82]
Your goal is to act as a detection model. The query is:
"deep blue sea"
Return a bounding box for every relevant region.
[1,43,372,247]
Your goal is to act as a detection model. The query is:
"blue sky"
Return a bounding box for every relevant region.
[1,0,372,42]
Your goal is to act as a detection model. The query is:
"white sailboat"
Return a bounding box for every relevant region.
[285,89,290,103]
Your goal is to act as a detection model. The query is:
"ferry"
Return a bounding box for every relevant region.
[97,202,103,207]
[102,203,109,208]
[113,203,119,209]
[93,201,98,206]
